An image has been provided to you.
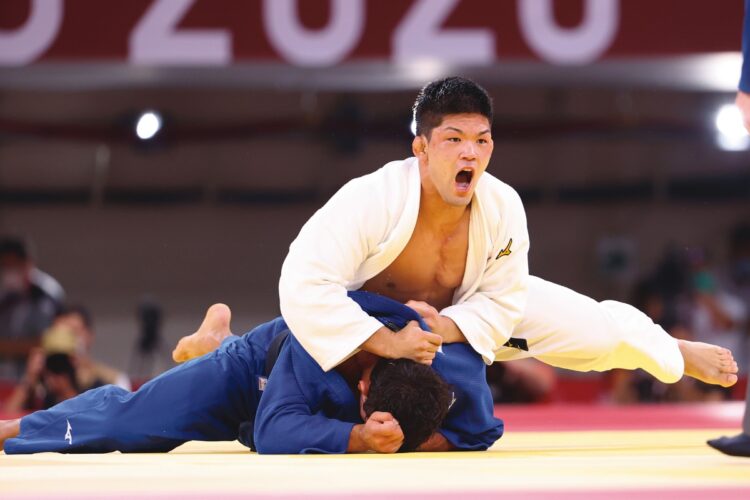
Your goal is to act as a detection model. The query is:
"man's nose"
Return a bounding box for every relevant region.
[461,141,477,159]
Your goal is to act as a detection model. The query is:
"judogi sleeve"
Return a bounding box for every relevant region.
[253,339,358,454]
[434,344,504,450]
[278,174,391,371]
[440,184,530,364]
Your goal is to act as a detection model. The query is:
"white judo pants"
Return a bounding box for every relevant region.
[494,276,685,383]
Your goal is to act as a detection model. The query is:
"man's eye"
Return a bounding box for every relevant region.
[478,139,488,144]
[448,137,461,142]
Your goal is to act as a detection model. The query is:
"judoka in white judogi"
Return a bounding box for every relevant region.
[280,157,684,383]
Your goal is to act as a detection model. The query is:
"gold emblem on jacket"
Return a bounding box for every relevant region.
[496,239,512,259]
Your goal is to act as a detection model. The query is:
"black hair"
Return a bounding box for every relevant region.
[45,353,79,391]
[0,236,29,261]
[56,304,94,331]
[364,358,453,452]
[412,76,493,138]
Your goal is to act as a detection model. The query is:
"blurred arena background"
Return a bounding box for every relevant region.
[0,0,748,407]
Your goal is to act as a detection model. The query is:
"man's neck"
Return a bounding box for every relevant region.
[418,190,471,233]
[335,352,377,392]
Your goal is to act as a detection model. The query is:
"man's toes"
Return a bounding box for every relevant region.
[721,373,739,387]
[172,348,185,363]
[172,339,189,363]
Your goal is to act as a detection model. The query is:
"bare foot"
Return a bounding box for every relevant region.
[678,339,739,387]
[172,304,233,363]
[0,419,21,452]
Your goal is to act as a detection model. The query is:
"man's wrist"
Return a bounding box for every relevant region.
[347,424,369,452]
[437,315,466,343]
[361,327,398,359]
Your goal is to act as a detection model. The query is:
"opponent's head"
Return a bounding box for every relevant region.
[411,77,494,207]
[359,358,453,452]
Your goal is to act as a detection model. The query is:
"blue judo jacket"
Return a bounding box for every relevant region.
[251,291,504,454]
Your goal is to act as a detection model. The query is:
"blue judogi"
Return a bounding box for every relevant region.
[4,292,503,455]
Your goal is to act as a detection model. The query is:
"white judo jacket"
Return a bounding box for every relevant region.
[279,157,530,371]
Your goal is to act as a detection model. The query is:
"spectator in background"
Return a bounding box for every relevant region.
[55,305,131,391]
[4,349,79,412]
[0,237,65,377]
[2,306,130,411]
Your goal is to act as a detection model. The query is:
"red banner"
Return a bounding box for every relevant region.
[0,0,743,66]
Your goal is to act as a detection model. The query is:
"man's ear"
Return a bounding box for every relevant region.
[412,135,427,158]
[358,379,370,398]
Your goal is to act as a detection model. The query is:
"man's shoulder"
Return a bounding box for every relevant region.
[344,157,416,189]
[476,171,524,210]
[327,157,417,209]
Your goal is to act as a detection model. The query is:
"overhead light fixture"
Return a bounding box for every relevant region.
[135,111,162,141]
[714,104,749,151]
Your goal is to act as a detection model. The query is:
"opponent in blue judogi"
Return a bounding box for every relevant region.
[3,292,503,454]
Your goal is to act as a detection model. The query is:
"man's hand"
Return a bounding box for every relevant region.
[391,321,442,364]
[360,321,442,364]
[405,300,467,344]
[736,90,750,133]
[349,412,404,453]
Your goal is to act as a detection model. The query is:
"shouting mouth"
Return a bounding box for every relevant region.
[455,168,474,193]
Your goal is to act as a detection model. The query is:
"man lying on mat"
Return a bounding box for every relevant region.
[1,292,501,455]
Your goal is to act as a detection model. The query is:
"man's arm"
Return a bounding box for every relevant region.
[279,169,403,372]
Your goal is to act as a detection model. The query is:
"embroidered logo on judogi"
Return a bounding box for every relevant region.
[496,239,513,259]
[64,419,73,445]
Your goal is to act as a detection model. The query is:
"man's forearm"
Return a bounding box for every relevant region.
[360,326,396,358]
[436,316,467,343]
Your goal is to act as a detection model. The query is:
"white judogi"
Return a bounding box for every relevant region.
[280,157,684,383]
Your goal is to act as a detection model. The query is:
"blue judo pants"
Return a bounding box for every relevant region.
[4,333,267,454]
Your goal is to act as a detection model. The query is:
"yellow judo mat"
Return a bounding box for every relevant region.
[3,427,749,499]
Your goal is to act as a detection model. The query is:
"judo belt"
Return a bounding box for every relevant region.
[264,329,291,376]
[502,338,528,351]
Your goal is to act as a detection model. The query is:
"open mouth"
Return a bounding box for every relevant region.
[455,169,474,191]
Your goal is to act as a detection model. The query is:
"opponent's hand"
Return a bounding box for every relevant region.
[737,90,750,133]
[360,411,404,453]
[392,320,442,365]
[405,300,440,330]
[405,300,466,343]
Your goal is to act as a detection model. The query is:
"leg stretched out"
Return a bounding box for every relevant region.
[496,276,738,387]
[2,305,263,454]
